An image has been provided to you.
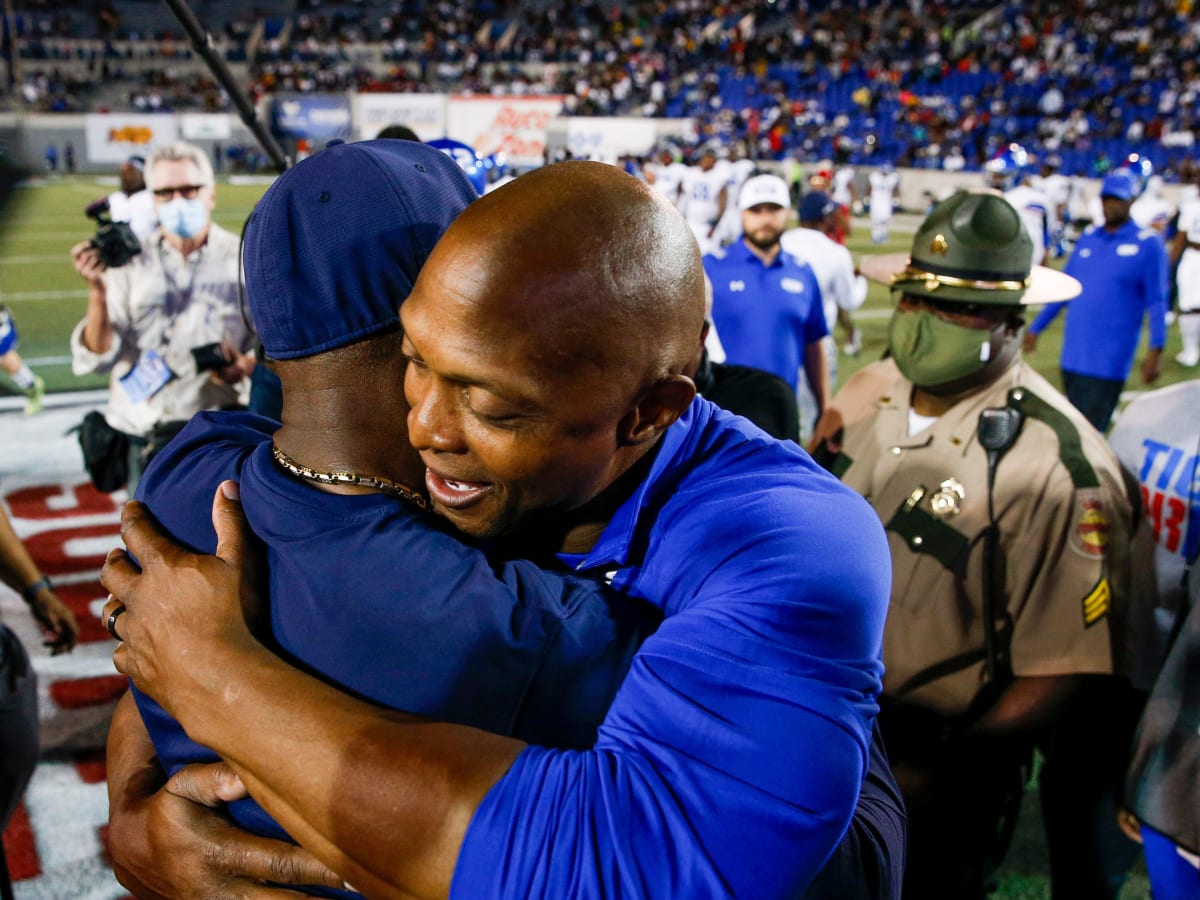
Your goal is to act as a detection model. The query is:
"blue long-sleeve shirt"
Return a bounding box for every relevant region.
[1029,220,1168,381]
[454,398,891,899]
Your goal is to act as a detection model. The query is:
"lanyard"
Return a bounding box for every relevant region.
[154,237,204,349]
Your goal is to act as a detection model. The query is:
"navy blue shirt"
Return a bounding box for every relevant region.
[133,412,659,899]
[455,398,891,899]
[1029,220,1168,381]
[705,241,829,391]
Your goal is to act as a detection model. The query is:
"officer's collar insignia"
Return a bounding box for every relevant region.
[928,478,965,517]
[930,233,949,256]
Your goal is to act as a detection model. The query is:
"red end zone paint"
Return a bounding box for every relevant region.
[2,803,41,881]
[49,674,128,710]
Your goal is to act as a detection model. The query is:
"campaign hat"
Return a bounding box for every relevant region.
[859,188,1080,306]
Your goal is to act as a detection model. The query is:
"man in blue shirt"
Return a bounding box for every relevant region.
[102,162,896,899]
[704,173,829,423]
[1025,170,1168,432]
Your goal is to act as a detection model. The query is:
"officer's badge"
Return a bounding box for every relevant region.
[1069,497,1111,558]
[1082,577,1110,627]
[931,233,949,256]
[928,478,964,517]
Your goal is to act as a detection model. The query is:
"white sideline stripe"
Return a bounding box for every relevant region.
[3,290,88,302]
[3,255,75,264]
[27,354,74,366]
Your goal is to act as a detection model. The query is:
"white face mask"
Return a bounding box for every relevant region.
[160,196,209,239]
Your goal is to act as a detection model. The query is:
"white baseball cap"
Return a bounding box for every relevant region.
[738,174,791,211]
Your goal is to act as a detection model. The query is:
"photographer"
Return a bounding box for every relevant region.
[69,141,253,494]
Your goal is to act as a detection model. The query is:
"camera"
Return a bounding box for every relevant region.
[191,342,233,373]
[85,198,142,268]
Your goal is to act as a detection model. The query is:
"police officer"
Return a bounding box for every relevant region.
[811,189,1133,899]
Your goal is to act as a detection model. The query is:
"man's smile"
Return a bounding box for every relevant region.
[424,466,494,509]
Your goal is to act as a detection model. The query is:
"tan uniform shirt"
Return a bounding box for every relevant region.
[816,358,1130,717]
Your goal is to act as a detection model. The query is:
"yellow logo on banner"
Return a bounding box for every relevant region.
[108,127,153,145]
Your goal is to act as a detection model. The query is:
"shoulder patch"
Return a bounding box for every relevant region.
[1082,577,1110,627]
[1117,243,1140,256]
[1069,494,1111,559]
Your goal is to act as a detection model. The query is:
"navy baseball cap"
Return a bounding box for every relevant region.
[1100,170,1136,202]
[245,139,477,360]
[799,191,836,223]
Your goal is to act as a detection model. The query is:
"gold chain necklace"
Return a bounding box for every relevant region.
[271,445,428,510]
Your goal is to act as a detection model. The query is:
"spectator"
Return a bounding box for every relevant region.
[1171,186,1200,368]
[68,140,254,493]
[705,174,829,431]
[1025,170,1168,432]
[105,155,157,243]
[781,190,868,435]
[1111,380,1200,900]
[0,501,78,896]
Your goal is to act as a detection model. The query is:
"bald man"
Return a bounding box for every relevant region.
[103,162,893,899]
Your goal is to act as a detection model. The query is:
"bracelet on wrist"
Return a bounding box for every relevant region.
[21,575,52,605]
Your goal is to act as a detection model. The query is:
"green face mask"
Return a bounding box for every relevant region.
[888,308,998,391]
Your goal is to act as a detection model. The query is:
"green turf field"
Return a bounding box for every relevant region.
[1,177,1172,898]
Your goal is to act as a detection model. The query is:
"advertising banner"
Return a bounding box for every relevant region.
[355,93,447,140]
[180,113,232,141]
[84,114,179,163]
[271,94,353,140]
[566,117,658,161]
[446,96,564,167]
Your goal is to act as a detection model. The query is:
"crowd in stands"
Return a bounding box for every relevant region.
[6,0,1200,177]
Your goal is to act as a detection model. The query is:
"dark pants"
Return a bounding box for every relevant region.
[1061,370,1124,433]
[0,626,38,830]
[881,703,1030,900]
[1039,677,1145,900]
[0,627,36,900]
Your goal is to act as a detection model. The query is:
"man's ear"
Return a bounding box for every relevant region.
[618,375,697,446]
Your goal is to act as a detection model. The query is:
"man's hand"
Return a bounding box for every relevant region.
[1022,331,1038,354]
[107,693,344,899]
[211,341,256,385]
[1140,347,1162,384]
[70,239,106,287]
[101,482,268,718]
[114,762,342,898]
[27,583,77,654]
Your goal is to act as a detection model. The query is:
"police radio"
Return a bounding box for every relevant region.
[977,405,1025,683]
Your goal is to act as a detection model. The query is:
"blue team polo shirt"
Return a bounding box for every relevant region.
[704,241,829,391]
[454,398,891,899]
[1029,220,1168,381]
[134,412,659,900]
